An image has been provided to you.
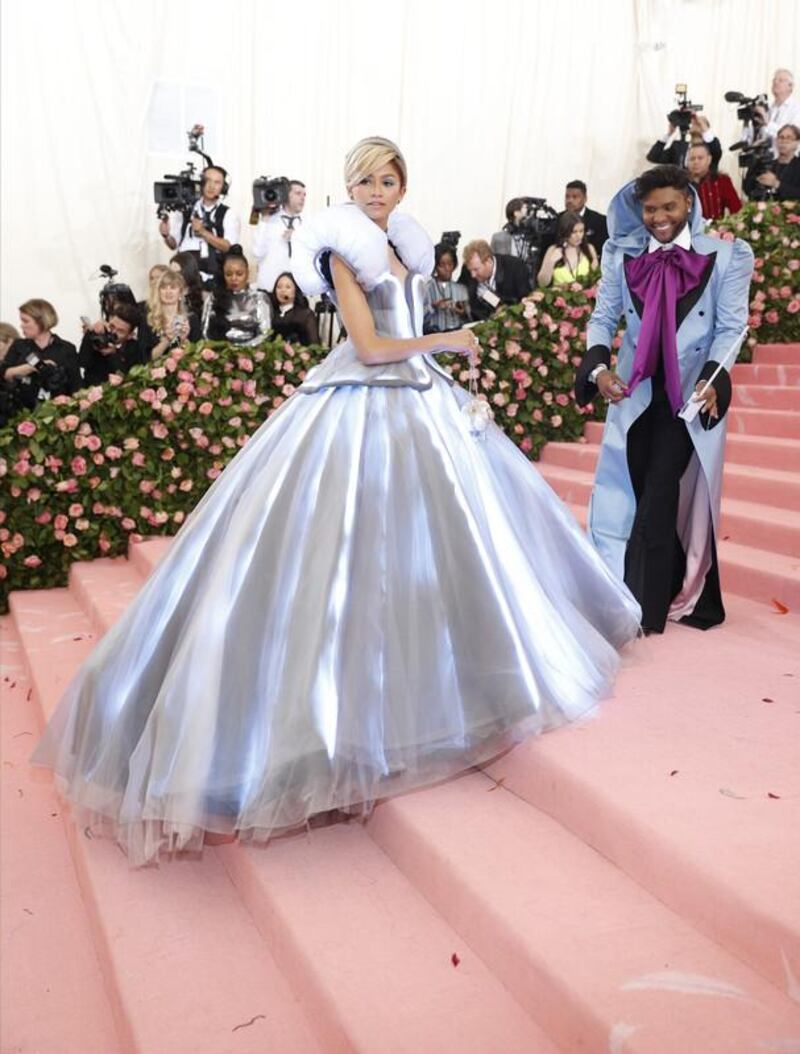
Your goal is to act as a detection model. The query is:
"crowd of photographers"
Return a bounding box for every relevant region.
[1,69,798,424]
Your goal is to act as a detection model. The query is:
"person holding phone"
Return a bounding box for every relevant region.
[138,271,201,361]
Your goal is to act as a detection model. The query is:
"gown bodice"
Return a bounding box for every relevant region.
[299,263,454,392]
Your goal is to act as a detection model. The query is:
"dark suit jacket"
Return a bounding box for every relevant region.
[463,253,532,321]
[646,136,723,172]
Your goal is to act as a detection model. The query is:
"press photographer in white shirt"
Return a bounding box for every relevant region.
[158,166,241,289]
[252,180,306,292]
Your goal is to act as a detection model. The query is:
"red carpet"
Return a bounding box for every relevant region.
[2,343,799,1052]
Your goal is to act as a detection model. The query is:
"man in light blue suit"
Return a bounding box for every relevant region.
[575,166,753,634]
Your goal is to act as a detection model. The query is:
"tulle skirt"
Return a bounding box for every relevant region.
[33,374,641,864]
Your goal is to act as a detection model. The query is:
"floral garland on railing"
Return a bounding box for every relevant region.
[1,201,798,607]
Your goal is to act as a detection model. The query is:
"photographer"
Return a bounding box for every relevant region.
[754,69,800,144]
[461,240,531,322]
[744,124,800,201]
[158,165,240,288]
[686,143,742,219]
[490,198,532,261]
[1,299,80,411]
[253,180,306,292]
[139,271,201,361]
[78,303,143,385]
[647,113,722,171]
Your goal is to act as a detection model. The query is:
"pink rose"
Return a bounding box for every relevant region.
[131,452,146,467]
[140,388,156,403]
[98,536,111,553]
[787,300,800,315]
[68,503,84,518]
[198,402,213,416]
[551,414,563,427]
[237,356,254,373]
[556,393,569,406]
[179,479,193,492]
[123,437,139,451]
[765,309,779,324]
[206,467,221,480]
[243,380,257,397]
[53,514,69,530]
[24,555,42,568]
[17,420,37,437]
[108,373,123,386]
[85,435,102,452]
[520,436,533,453]
[780,285,792,299]
[62,533,78,548]
[121,518,136,531]
[151,422,169,439]
[105,446,123,460]
[35,511,52,525]
[75,519,89,531]
[70,456,88,476]
[506,404,518,418]
[173,511,185,524]
[201,347,217,361]
[139,480,156,494]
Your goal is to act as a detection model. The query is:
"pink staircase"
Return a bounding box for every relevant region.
[3,345,800,1053]
[540,342,800,607]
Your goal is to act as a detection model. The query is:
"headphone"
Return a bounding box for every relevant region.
[201,165,230,197]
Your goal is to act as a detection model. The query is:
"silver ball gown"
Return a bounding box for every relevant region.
[33,204,641,865]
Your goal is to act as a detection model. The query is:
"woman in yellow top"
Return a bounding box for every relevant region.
[537,212,599,288]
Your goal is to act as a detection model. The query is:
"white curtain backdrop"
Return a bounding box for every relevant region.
[1,0,797,343]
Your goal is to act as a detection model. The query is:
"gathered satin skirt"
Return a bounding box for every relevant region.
[33,373,641,864]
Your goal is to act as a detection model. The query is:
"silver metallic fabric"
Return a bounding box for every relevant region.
[33,218,641,865]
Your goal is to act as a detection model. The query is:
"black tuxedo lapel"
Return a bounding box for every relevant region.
[675,251,715,329]
[623,254,645,318]
[494,256,505,295]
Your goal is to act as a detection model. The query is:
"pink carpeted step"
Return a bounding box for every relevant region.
[219,825,557,1054]
[753,342,800,365]
[480,594,800,1000]
[543,436,800,484]
[733,384,800,411]
[69,557,145,639]
[128,536,172,579]
[1,618,122,1054]
[9,589,323,1054]
[732,362,800,386]
[722,462,800,510]
[60,558,556,1052]
[724,433,800,473]
[716,407,799,438]
[543,461,800,560]
[367,773,800,1053]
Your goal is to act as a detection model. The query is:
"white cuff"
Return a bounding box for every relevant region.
[589,364,608,384]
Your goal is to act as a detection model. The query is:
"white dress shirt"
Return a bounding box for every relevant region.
[252,210,303,292]
[765,94,800,142]
[647,222,692,254]
[168,198,240,259]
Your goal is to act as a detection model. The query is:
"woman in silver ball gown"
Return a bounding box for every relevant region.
[34,137,640,865]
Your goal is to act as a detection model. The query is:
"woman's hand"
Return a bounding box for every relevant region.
[441,328,481,365]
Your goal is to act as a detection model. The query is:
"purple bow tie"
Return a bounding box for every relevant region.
[624,245,711,414]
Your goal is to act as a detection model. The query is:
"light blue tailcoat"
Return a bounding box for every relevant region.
[585,182,753,619]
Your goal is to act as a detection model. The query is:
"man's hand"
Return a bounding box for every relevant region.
[757,171,780,188]
[597,370,628,403]
[691,113,710,135]
[191,217,207,237]
[693,381,718,419]
[158,217,170,238]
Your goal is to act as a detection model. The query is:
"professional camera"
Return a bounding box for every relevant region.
[512,197,559,244]
[23,351,72,397]
[153,124,212,219]
[252,175,291,212]
[0,379,26,428]
[724,90,769,127]
[84,326,120,355]
[668,84,704,135]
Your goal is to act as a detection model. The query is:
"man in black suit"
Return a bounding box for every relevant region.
[461,239,532,321]
[561,180,608,256]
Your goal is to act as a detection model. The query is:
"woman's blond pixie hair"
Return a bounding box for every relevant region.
[344,136,407,191]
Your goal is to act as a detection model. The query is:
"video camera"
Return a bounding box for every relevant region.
[725,90,769,128]
[668,84,704,136]
[511,197,559,245]
[251,175,291,213]
[153,124,213,219]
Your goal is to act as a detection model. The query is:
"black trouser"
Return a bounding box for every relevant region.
[624,390,694,633]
